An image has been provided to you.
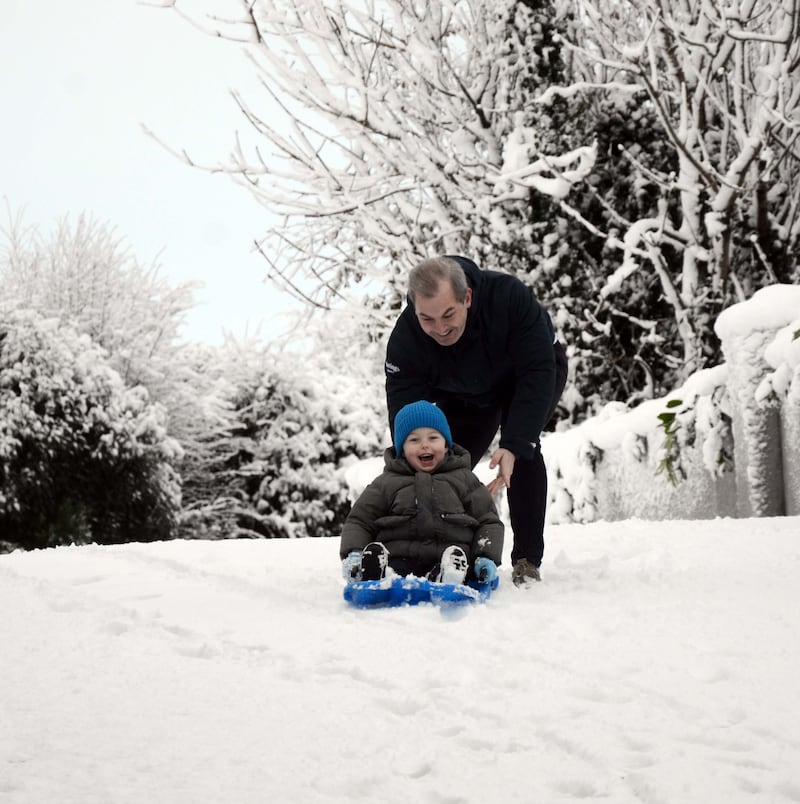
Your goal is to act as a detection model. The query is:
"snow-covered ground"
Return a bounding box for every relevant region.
[3,516,800,803]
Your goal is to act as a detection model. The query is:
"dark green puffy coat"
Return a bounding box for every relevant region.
[340,444,504,569]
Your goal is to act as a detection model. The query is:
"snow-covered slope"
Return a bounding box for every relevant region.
[2,517,799,803]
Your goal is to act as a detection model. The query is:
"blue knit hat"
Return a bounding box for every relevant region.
[394,401,453,454]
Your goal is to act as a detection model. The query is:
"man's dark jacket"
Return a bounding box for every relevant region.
[385,256,557,461]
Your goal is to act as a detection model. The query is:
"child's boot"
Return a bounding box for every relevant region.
[360,542,389,581]
[435,545,468,585]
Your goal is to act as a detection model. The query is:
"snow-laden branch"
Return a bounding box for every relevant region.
[489,141,598,201]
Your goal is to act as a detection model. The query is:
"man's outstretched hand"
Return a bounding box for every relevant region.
[487,448,515,496]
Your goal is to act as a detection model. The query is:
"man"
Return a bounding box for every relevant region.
[385,255,568,584]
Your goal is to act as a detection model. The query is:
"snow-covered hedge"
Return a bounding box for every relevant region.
[182,344,387,540]
[0,310,182,550]
[542,285,800,523]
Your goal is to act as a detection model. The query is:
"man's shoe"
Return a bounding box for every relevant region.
[512,558,541,586]
[360,542,389,581]
[435,545,469,585]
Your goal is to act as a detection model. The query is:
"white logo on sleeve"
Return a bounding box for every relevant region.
[385,361,400,374]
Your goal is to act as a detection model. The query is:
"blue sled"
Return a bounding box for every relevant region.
[343,574,499,608]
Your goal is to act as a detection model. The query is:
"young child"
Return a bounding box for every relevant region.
[340,400,503,585]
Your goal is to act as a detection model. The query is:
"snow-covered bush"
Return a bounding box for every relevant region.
[0,310,182,550]
[179,327,387,540]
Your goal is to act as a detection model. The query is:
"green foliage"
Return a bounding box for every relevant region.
[31,498,91,548]
[656,399,685,486]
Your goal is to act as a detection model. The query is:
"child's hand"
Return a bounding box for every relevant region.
[474,557,498,583]
[342,550,363,581]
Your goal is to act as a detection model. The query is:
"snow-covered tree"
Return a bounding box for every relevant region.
[153,0,603,417]
[1,212,198,390]
[179,329,386,539]
[158,0,800,420]
[0,210,386,544]
[537,0,800,382]
[0,310,182,550]
[1,211,234,494]
[157,0,552,307]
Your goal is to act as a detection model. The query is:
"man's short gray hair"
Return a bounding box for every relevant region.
[408,257,469,304]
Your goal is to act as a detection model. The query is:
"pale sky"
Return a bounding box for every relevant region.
[1,0,302,344]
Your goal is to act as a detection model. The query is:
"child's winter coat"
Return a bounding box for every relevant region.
[340,444,503,568]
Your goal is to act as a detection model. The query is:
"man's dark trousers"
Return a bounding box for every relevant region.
[440,344,568,568]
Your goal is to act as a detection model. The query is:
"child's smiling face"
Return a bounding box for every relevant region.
[402,427,447,473]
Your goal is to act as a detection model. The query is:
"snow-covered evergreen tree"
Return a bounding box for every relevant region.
[0,210,388,545]
[179,327,385,539]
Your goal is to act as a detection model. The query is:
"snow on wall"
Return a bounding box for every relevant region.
[542,366,737,523]
[759,301,800,515]
[544,285,800,523]
[716,285,800,517]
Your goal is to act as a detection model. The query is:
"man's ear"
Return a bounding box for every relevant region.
[465,288,473,308]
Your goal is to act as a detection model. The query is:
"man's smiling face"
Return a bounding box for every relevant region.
[402,427,447,472]
[414,280,472,346]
